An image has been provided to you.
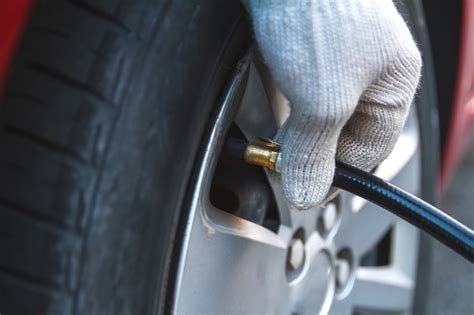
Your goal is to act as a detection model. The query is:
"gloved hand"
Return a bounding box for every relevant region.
[248,0,422,210]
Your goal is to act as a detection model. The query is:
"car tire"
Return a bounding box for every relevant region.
[0,1,250,314]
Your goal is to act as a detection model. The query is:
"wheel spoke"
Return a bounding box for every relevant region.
[348,267,414,311]
[335,192,396,259]
[175,204,289,314]
[235,64,278,140]
[265,170,321,240]
[329,299,353,315]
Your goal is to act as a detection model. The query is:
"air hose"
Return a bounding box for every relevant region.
[333,160,473,262]
[224,137,474,262]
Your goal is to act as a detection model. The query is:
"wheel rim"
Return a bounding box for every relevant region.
[172,55,421,314]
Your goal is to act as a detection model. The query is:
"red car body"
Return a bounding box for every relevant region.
[0,0,473,194]
[439,0,474,191]
[0,0,31,96]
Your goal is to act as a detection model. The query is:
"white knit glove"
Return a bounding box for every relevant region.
[248,0,422,210]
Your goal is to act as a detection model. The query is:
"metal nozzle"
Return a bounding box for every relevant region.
[243,138,281,172]
[223,137,282,172]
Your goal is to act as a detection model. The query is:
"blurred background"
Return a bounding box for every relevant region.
[427,139,474,315]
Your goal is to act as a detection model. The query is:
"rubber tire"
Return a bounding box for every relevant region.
[397,1,440,314]
[0,1,250,314]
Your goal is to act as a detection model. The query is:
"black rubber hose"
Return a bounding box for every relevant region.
[333,161,474,262]
[223,138,474,262]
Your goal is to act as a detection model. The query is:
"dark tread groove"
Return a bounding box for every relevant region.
[30,26,72,40]
[3,125,89,165]
[27,63,108,103]
[4,92,45,105]
[63,0,131,33]
[0,198,69,231]
[0,265,65,296]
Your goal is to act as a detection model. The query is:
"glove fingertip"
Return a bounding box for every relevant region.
[282,174,332,211]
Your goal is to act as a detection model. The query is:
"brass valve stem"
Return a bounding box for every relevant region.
[243,138,281,171]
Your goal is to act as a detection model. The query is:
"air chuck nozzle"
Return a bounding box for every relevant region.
[224,137,282,172]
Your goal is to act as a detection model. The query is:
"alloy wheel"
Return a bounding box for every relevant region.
[172,54,421,314]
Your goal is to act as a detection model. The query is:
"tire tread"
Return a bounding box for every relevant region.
[0,1,146,314]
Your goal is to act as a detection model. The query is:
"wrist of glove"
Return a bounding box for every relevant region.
[248,0,422,210]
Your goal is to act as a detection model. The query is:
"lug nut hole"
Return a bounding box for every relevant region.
[286,228,306,283]
[317,200,340,237]
[335,247,355,298]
